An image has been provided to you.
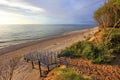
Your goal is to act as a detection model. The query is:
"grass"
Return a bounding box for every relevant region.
[54,68,93,80]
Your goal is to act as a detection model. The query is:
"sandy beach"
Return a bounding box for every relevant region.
[0,27,98,80]
[0,27,98,63]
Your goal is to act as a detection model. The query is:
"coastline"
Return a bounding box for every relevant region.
[0,27,98,62]
[0,27,100,80]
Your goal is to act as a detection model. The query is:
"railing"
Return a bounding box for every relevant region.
[24,51,68,77]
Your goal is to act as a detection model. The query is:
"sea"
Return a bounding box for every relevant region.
[0,24,96,49]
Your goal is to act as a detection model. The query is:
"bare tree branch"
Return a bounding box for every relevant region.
[0,57,19,80]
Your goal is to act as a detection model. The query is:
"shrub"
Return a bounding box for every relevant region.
[103,28,120,53]
[59,40,115,64]
[93,55,115,64]
[81,43,97,59]
[107,34,120,53]
[55,68,92,80]
[58,48,74,57]
[59,41,98,59]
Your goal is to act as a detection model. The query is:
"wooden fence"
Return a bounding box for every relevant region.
[24,51,68,77]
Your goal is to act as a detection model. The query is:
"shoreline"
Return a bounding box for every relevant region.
[0,27,98,80]
[0,27,98,62]
[0,27,98,56]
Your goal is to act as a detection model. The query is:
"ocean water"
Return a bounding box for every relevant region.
[0,24,96,48]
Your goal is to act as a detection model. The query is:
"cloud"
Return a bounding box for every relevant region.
[0,0,105,24]
[0,0,46,12]
[26,0,104,20]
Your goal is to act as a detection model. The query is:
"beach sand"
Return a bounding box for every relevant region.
[0,27,98,63]
[0,27,99,80]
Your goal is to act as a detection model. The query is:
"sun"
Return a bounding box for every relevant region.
[0,15,14,24]
[0,11,41,24]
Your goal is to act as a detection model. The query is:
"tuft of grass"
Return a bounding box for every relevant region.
[54,68,93,80]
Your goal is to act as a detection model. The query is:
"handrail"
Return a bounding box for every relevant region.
[24,51,68,77]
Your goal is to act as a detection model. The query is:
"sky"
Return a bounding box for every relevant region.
[0,0,105,24]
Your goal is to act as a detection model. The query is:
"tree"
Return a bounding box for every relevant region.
[94,0,120,28]
[0,58,19,80]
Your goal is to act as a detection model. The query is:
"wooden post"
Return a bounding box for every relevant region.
[43,53,46,63]
[50,52,52,64]
[38,61,42,77]
[31,61,34,69]
[59,57,62,65]
[27,59,29,62]
[55,53,57,64]
[47,65,50,71]
[24,55,26,61]
[46,52,49,64]
[45,52,47,65]
[40,53,42,60]
[55,53,58,67]
[64,57,68,68]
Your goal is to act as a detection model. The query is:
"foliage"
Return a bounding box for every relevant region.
[59,40,115,64]
[58,48,74,57]
[81,43,97,59]
[93,55,115,64]
[94,0,120,28]
[59,41,98,59]
[54,68,92,80]
[103,28,120,53]
[103,28,120,35]
[58,27,120,64]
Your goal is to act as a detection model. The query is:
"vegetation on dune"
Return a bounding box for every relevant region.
[58,39,115,64]
[59,28,120,64]
[54,68,92,80]
[94,0,120,28]
[103,28,120,54]
[59,0,120,64]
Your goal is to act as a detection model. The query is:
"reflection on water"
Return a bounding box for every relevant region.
[0,24,96,48]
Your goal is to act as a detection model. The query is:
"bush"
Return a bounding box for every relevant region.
[59,41,98,59]
[55,68,92,80]
[59,40,115,64]
[103,28,120,53]
[93,55,115,64]
[108,34,120,53]
[58,48,74,57]
[81,43,97,59]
